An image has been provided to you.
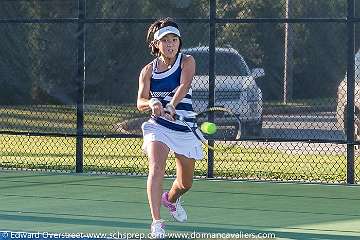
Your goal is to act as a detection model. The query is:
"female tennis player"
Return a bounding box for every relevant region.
[137,18,204,238]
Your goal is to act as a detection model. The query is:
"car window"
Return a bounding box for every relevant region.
[184,51,250,76]
[215,52,250,76]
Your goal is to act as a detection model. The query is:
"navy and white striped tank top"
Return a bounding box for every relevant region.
[150,53,196,132]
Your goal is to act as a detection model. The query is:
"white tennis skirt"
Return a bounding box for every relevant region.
[141,119,204,160]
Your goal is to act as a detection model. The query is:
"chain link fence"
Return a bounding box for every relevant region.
[0,0,359,183]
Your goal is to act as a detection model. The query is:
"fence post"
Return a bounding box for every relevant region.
[283,0,294,103]
[346,0,355,184]
[207,0,216,178]
[76,0,86,173]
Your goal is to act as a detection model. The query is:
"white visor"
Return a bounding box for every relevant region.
[154,26,181,40]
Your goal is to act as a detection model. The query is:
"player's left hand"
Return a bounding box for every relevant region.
[164,103,176,121]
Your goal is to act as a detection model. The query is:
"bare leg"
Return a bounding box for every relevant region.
[167,153,195,203]
[147,141,169,220]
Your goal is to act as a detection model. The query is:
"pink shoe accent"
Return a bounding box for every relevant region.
[161,192,176,212]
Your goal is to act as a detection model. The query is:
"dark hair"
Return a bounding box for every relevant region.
[146,17,182,56]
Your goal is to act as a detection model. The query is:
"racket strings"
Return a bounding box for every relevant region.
[195,110,241,142]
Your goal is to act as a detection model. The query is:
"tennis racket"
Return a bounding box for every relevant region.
[168,106,242,151]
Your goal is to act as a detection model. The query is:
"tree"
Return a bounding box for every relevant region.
[0,2,33,104]
[217,0,285,100]
[1,0,357,105]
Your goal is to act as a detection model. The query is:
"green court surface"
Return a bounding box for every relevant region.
[0,171,360,240]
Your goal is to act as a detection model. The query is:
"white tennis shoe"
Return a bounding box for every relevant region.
[150,219,165,239]
[161,192,187,222]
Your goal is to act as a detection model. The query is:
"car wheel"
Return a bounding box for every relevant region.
[242,120,262,137]
[253,121,263,137]
[343,108,360,141]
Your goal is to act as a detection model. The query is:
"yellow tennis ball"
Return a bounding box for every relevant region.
[201,122,217,134]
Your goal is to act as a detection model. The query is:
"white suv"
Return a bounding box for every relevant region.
[336,50,360,144]
[182,47,265,137]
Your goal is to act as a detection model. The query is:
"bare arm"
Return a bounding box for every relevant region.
[136,64,152,112]
[169,55,196,107]
[136,63,165,116]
